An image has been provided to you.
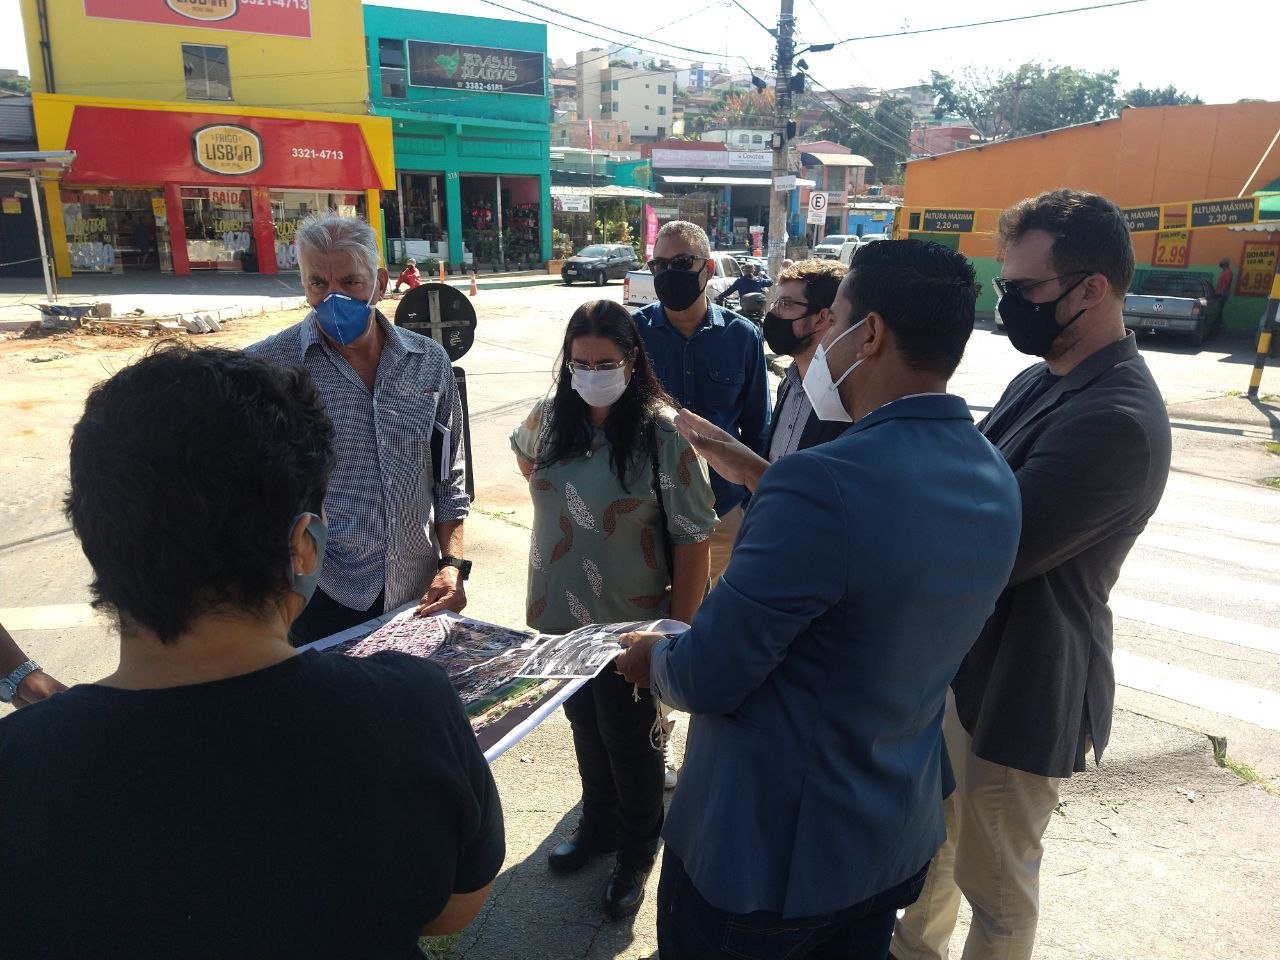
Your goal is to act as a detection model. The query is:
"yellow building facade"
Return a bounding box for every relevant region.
[18,0,392,277]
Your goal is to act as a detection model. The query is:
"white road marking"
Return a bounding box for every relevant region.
[0,603,100,631]
[1164,473,1280,510]
[1111,594,1280,656]
[1114,649,1280,732]
[1116,563,1279,604]
[1150,506,1277,541]
[1135,530,1280,566]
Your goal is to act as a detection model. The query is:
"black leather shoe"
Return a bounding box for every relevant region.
[602,858,652,920]
[548,828,618,875]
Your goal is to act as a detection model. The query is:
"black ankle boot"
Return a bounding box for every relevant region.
[602,856,654,920]
[548,827,618,875]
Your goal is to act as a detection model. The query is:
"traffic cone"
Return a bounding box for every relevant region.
[438,261,445,282]
[468,271,478,297]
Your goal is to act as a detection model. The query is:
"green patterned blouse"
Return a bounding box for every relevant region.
[510,402,718,635]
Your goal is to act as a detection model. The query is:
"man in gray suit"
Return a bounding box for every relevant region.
[893,190,1172,960]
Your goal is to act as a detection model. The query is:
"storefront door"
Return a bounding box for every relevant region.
[182,187,252,271]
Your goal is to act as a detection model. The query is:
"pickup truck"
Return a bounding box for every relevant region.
[623,254,745,306]
[1122,271,1223,346]
[815,233,889,266]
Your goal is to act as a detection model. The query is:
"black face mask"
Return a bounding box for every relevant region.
[654,268,708,313]
[997,275,1088,357]
[763,310,815,356]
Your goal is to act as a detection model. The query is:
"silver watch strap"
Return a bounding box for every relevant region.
[0,659,40,703]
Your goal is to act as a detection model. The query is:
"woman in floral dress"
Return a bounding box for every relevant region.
[511,299,717,920]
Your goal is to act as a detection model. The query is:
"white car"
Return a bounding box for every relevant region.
[813,234,856,259]
[824,233,890,266]
[624,255,745,306]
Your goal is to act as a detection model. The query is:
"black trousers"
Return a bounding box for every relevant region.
[289,587,385,648]
[657,852,929,960]
[562,666,665,867]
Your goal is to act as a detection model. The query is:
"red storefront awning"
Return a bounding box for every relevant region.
[64,106,382,190]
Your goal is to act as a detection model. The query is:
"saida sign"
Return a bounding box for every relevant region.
[192,125,263,176]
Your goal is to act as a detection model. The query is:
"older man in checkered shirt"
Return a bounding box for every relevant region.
[248,213,470,647]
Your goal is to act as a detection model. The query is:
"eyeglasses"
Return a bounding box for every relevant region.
[770,296,815,315]
[567,359,629,373]
[647,254,708,275]
[992,272,1088,300]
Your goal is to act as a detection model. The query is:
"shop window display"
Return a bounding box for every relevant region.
[270,191,364,270]
[183,187,252,270]
[62,188,171,273]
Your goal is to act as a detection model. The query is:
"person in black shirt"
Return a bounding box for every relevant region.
[0,345,503,960]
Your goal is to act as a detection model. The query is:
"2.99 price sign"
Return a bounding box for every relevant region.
[1152,230,1191,268]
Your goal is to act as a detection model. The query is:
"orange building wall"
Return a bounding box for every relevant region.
[903,101,1280,264]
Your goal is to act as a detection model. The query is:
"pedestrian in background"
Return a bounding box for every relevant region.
[248,214,471,647]
[511,300,716,921]
[617,240,1022,960]
[395,257,422,293]
[893,189,1172,960]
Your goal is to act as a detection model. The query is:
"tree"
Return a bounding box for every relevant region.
[929,63,1120,139]
[800,96,912,184]
[707,89,775,129]
[0,74,31,95]
[1122,84,1203,107]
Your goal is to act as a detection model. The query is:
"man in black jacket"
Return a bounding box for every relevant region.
[893,189,1172,960]
[762,258,851,460]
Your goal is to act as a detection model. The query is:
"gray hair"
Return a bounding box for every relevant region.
[295,212,380,282]
[655,220,710,258]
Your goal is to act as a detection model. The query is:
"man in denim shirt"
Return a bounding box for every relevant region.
[633,221,771,584]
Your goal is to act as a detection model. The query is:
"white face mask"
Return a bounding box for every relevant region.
[571,366,629,408]
[801,318,867,423]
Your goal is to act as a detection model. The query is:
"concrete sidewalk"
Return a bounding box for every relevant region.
[0,270,560,330]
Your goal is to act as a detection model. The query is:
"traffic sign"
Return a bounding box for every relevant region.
[395,282,477,361]
[921,208,976,233]
[807,191,828,225]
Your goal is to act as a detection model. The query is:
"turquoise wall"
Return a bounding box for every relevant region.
[364,5,551,265]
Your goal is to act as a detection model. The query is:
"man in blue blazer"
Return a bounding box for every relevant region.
[617,240,1023,960]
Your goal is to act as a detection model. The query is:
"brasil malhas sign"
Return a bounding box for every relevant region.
[407,41,546,96]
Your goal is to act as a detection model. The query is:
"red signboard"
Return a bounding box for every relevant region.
[84,0,311,39]
[63,106,382,190]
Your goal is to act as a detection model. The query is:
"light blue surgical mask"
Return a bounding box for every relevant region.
[313,291,375,346]
[288,513,328,605]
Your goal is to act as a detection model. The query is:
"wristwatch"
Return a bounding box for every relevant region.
[0,659,40,704]
[439,555,472,581]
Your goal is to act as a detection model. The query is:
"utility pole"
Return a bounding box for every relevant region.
[767,0,794,281]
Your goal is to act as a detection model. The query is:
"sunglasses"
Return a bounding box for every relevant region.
[992,271,1088,300]
[647,254,709,275]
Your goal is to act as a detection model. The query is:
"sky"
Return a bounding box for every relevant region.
[2,0,1276,106]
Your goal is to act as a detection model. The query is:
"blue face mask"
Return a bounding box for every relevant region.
[314,291,375,345]
[287,513,328,605]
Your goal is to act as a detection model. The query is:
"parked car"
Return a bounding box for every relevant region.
[624,255,744,306]
[561,244,639,286]
[1123,271,1224,346]
[816,233,889,266]
[813,234,856,259]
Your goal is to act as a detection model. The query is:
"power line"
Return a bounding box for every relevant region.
[803,77,912,149]
[827,0,1147,47]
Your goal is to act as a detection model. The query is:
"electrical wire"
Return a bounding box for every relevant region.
[803,76,913,150]
[827,0,1147,47]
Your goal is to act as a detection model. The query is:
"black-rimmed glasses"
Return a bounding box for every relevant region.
[992,271,1089,300]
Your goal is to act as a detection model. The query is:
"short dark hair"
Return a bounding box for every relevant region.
[998,189,1135,296]
[65,345,335,643]
[778,257,848,310]
[841,239,977,377]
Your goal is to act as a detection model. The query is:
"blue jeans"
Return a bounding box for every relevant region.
[657,852,928,960]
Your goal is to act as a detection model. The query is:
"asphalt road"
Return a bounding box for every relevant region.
[1,283,1277,958]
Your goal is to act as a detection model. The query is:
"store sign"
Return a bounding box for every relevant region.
[773,175,796,192]
[1237,241,1280,298]
[1190,197,1258,228]
[193,125,263,176]
[1151,230,1191,268]
[1122,206,1161,233]
[921,208,976,233]
[2,197,20,215]
[64,106,384,191]
[727,151,771,170]
[84,0,311,39]
[1161,205,1188,230]
[407,40,545,96]
[553,196,591,213]
[651,149,727,171]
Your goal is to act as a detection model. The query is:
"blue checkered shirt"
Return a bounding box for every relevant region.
[247,312,469,610]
